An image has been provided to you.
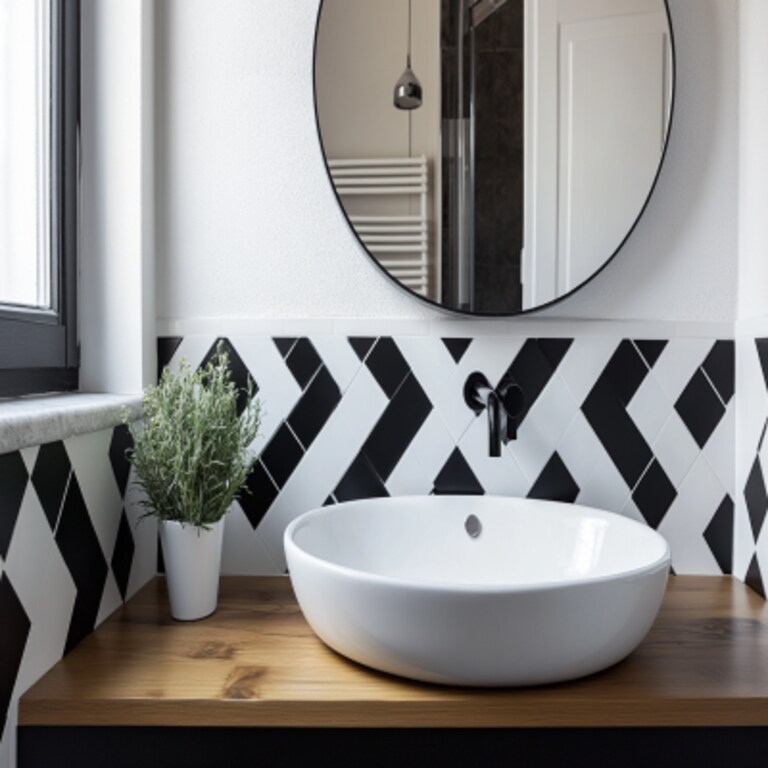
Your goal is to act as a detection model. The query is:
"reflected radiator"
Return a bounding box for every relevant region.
[328,157,430,297]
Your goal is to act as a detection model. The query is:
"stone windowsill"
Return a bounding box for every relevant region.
[0,393,143,455]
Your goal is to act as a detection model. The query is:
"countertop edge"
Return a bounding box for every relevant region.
[0,392,142,454]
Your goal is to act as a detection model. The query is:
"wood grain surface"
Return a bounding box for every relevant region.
[19,576,768,728]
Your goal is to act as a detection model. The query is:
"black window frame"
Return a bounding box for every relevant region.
[0,0,79,398]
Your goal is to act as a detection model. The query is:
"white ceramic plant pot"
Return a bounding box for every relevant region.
[159,518,225,621]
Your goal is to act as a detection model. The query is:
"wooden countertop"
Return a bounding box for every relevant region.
[19,576,768,729]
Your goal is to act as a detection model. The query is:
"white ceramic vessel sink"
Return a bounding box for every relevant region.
[284,496,670,687]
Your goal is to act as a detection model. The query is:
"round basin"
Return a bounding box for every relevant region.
[284,496,670,687]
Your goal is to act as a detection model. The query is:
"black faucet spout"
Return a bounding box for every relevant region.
[487,390,505,457]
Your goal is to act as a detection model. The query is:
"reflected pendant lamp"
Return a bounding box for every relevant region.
[394,0,423,110]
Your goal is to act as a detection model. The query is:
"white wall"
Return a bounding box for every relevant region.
[155,0,739,327]
[738,0,768,322]
[80,0,155,392]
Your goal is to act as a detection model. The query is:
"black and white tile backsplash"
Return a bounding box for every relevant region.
[0,427,156,767]
[160,334,735,579]
[736,338,768,599]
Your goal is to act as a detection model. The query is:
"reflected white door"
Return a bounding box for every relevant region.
[523,0,672,309]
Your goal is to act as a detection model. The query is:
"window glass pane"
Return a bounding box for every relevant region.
[0,0,50,309]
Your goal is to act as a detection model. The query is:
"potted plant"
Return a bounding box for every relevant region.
[127,343,260,620]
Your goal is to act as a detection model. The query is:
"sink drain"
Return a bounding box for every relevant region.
[465,514,482,539]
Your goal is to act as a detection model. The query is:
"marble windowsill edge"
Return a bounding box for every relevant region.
[0,393,143,455]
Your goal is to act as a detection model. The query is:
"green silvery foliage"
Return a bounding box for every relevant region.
[127,344,261,528]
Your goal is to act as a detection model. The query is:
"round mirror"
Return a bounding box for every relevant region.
[314,0,674,316]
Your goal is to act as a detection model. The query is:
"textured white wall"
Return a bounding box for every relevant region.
[738,0,768,321]
[155,0,739,325]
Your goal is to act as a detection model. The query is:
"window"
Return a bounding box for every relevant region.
[0,0,78,397]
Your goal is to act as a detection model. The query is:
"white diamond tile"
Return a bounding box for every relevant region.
[395,336,461,408]
[508,374,578,484]
[734,502,755,581]
[652,413,699,489]
[658,454,725,575]
[229,335,302,452]
[556,411,605,490]
[5,484,76,693]
[398,409,456,487]
[458,416,529,497]
[19,446,38,475]
[221,504,280,575]
[556,337,619,405]
[704,400,735,496]
[311,335,364,394]
[386,449,434,497]
[627,372,671,447]
[652,339,713,402]
[124,476,158,600]
[65,429,123,560]
[576,448,631,514]
[618,497,647,525]
[96,571,122,627]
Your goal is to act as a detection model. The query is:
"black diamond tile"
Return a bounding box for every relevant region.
[633,340,667,369]
[433,448,484,495]
[55,474,108,654]
[273,337,298,359]
[0,574,31,741]
[528,452,579,503]
[109,425,133,499]
[0,450,28,559]
[702,340,735,404]
[704,495,734,574]
[537,338,573,371]
[744,457,768,541]
[287,366,341,449]
[745,554,765,599]
[323,495,336,506]
[597,340,650,407]
[285,338,323,390]
[239,460,279,529]
[31,441,70,533]
[632,460,677,529]
[111,510,135,600]
[361,373,432,482]
[157,336,182,378]
[201,338,258,416]
[442,337,472,364]
[675,370,726,449]
[348,337,377,361]
[757,339,768,391]
[260,424,304,488]
[334,453,389,502]
[582,391,653,489]
[364,338,411,398]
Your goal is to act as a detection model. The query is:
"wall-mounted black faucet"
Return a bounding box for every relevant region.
[464,372,525,457]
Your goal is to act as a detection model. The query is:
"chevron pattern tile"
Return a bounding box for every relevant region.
[0,427,156,767]
[160,334,735,577]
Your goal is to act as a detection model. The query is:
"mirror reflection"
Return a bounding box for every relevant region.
[315,0,673,315]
